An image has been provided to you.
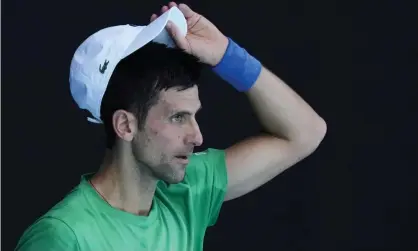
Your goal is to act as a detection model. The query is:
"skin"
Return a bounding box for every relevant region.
[132,86,203,183]
[90,2,327,216]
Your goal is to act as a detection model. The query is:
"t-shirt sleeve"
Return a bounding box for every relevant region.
[186,148,228,227]
[15,217,80,251]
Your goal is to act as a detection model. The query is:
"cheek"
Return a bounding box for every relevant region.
[160,129,184,146]
[147,122,183,146]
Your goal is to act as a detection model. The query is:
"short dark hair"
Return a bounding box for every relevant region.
[100,42,203,149]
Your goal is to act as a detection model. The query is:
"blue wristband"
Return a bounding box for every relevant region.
[213,37,262,92]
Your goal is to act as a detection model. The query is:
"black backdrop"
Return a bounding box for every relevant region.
[2,0,417,250]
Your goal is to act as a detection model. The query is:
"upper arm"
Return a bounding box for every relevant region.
[186,149,228,227]
[16,217,79,251]
[224,134,321,201]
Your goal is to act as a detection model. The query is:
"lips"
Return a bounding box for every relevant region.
[174,153,192,164]
[174,153,191,159]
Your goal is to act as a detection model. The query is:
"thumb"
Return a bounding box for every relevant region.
[166,21,189,51]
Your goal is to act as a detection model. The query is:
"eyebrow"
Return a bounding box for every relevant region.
[170,105,202,116]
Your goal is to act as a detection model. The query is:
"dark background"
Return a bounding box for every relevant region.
[2,0,417,250]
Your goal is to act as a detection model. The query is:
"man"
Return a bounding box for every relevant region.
[16,2,326,251]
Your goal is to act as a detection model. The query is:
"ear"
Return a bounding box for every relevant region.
[112,110,138,142]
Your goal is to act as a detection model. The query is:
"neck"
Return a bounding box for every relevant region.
[90,147,158,216]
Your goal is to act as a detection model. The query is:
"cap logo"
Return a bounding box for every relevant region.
[99,59,109,74]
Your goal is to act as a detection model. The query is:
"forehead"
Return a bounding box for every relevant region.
[156,86,201,113]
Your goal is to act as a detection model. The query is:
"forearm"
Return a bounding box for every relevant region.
[213,37,326,146]
[246,66,327,146]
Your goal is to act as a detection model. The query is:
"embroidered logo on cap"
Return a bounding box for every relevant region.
[99,59,109,74]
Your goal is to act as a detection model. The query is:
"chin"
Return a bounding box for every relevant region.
[163,168,186,184]
[152,161,187,184]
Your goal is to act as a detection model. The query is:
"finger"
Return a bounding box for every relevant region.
[178,3,195,18]
[166,21,188,50]
[168,2,178,8]
[161,5,169,14]
[150,14,158,23]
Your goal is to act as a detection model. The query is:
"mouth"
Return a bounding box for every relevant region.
[174,154,191,164]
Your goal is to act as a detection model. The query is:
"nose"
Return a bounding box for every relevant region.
[185,120,203,147]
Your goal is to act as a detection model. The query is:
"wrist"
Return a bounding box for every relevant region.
[211,35,229,66]
[212,37,262,92]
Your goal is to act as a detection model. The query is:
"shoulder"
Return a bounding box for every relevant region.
[183,148,228,227]
[185,148,228,191]
[187,148,226,174]
[16,185,94,250]
[16,216,79,250]
[188,148,226,167]
[44,185,91,223]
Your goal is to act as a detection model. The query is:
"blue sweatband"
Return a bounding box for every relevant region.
[213,37,262,92]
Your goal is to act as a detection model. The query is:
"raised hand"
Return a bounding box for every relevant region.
[150,2,229,66]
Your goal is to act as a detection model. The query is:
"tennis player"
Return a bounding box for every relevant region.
[16,2,326,250]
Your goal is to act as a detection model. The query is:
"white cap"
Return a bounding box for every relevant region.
[69,7,187,124]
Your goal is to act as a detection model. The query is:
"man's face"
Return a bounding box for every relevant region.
[132,85,203,184]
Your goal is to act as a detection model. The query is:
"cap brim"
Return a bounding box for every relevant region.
[123,6,187,57]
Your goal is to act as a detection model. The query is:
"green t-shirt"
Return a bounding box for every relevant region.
[16,148,228,251]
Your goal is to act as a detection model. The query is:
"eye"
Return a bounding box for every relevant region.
[171,114,185,123]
